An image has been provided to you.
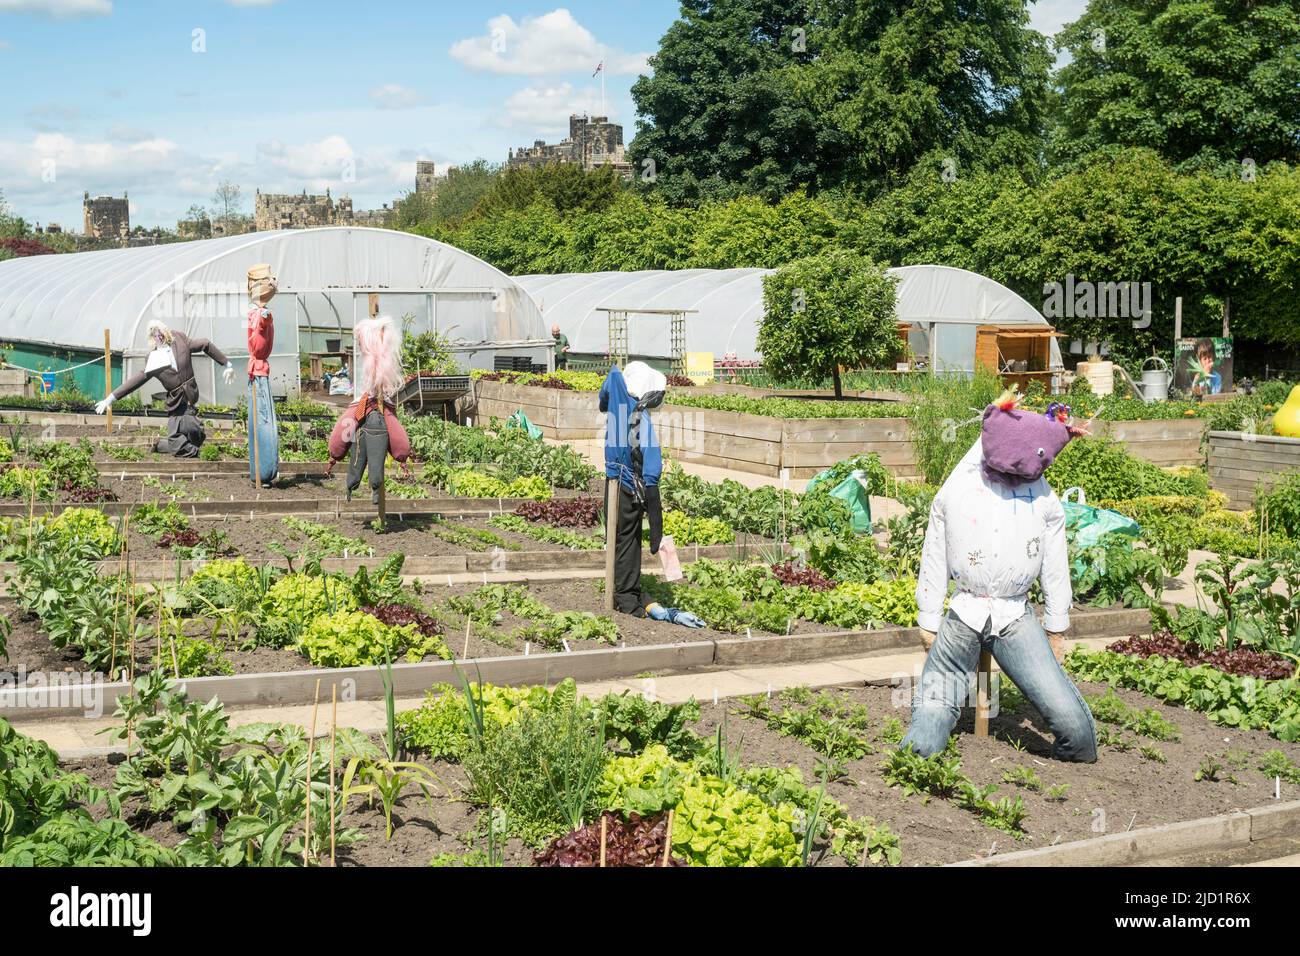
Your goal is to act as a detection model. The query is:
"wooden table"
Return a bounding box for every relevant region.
[309,349,352,381]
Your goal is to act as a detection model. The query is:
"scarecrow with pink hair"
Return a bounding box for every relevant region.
[326,316,411,502]
[901,391,1098,762]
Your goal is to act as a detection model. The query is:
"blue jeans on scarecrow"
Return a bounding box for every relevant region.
[247,375,279,485]
[900,609,1098,763]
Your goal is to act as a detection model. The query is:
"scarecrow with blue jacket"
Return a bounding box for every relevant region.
[599,362,704,628]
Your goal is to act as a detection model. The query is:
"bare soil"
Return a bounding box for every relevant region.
[119,512,586,562]
[2,577,810,681]
[56,681,1300,867]
[693,683,1300,866]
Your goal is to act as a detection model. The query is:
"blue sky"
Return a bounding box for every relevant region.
[0,0,1088,229]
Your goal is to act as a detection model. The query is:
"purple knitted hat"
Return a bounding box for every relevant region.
[980,403,1072,486]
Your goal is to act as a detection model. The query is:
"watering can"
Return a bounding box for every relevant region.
[1138,356,1172,403]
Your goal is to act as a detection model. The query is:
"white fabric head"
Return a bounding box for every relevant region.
[622,361,666,399]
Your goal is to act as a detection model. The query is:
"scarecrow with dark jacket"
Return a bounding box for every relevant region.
[599,362,704,627]
[95,320,236,458]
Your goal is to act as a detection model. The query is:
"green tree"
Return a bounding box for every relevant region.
[0,189,29,239]
[759,250,900,397]
[476,163,626,218]
[1053,0,1300,168]
[392,159,499,232]
[629,0,824,202]
[792,0,1052,194]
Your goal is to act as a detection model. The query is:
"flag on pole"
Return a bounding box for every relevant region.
[592,61,603,76]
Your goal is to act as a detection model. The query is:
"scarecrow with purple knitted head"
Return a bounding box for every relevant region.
[900,390,1099,763]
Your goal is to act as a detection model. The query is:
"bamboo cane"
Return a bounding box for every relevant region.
[304,678,321,864]
[329,683,338,867]
[599,815,607,868]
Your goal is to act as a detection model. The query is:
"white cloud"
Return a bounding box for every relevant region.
[369,83,426,111]
[105,124,152,143]
[0,129,437,227]
[0,0,111,16]
[0,133,205,213]
[451,9,648,77]
[498,80,610,135]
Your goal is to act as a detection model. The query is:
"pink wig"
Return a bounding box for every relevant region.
[354,315,403,402]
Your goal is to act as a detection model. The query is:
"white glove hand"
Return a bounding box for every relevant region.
[95,394,115,416]
[222,362,236,386]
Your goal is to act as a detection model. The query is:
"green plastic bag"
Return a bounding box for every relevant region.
[1060,487,1141,547]
[807,468,873,534]
[505,409,543,440]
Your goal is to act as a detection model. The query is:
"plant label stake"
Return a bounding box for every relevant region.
[561,639,571,653]
[974,649,993,737]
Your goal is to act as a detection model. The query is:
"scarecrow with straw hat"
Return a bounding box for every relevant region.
[901,390,1098,762]
[245,263,280,485]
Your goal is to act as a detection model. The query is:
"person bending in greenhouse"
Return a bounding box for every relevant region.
[94,320,236,458]
[325,315,411,503]
[901,393,1098,763]
[599,361,703,628]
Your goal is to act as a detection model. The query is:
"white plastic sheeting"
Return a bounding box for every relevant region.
[0,227,548,403]
[515,264,1060,370]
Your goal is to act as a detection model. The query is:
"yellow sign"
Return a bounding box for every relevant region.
[685,351,714,384]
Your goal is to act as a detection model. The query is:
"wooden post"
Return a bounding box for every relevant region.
[368,293,380,318]
[377,481,386,527]
[249,376,262,490]
[104,329,112,433]
[603,478,619,612]
[1173,296,1183,343]
[329,683,338,867]
[1223,296,1231,338]
[974,649,993,737]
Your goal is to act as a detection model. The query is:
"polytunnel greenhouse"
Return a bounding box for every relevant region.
[0,227,551,404]
[515,264,1063,375]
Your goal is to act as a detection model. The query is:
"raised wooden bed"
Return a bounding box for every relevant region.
[472,379,1206,481]
[469,379,603,440]
[1093,418,1205,468]
[1208,430,1300,508]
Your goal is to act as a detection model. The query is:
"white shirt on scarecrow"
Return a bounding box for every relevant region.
[915,439,1072,635]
